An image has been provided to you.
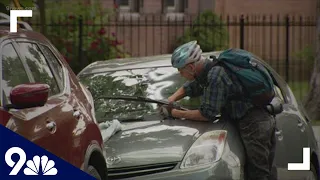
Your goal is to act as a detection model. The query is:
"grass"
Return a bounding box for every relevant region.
[312,121,320,126]
[288,81,310,103]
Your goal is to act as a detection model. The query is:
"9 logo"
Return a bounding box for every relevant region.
[5,147,58,176]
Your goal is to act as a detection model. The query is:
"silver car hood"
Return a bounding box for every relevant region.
[104,119,225,168]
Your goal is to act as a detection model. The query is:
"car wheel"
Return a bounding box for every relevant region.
[87,165,102,180]
[311,163,318,180]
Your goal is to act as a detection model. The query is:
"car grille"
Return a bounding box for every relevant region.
[108,162,178,179]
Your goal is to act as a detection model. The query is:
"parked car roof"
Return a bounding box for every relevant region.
[0,26,50,44]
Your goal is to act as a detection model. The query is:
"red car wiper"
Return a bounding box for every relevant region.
[96,95,188,110]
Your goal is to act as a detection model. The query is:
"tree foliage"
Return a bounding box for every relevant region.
[0,0,34,15]
[176,10,229,52]
[32,0,129,74]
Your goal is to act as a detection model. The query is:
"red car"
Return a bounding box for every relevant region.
[0,16,107,179]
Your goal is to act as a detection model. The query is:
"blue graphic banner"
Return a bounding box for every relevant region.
[0,125,95,179]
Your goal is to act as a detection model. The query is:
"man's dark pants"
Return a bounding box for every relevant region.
[236,106,277,180]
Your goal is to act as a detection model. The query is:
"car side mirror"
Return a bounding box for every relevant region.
[266,97,283,116]
[5,83,50,110]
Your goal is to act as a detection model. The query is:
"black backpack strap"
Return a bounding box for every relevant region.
[214,61,251,102]
[205,57,249,103]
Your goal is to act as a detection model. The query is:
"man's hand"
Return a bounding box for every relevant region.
[160,104,209,121]
[159,103,182,118]
[159,104,174,118]
[172,109,210,121]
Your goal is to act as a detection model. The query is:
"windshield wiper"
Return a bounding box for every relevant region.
[97,95,188,110]
[117,117,145,122]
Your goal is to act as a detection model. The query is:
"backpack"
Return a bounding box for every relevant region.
[211,48,275,107]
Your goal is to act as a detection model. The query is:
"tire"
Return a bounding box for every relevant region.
[87,165,102,180]
[311,163,318,180]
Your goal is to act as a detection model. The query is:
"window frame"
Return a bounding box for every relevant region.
[117,0,143,13]
[40,39,71,95]
[11,39,63,98]
[37,43,65,92]
[0,39,11,106]
[118,0,130,12]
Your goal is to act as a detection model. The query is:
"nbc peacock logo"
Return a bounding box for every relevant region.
[5,147,58,176]
[24,155,58,175]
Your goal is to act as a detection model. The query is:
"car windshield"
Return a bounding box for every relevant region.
[79,66,201,123]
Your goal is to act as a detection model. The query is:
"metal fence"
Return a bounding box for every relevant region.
[24,13,317,100]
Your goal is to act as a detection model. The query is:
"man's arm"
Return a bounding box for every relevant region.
[168,86,186,102]
[168,80,203,102]
[172,109,209,121]
[172,67,230,121]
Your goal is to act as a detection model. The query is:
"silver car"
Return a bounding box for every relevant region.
[78,52,319,180]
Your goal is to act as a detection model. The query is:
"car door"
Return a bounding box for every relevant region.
[5,39,79,163]
[36,42,88,166]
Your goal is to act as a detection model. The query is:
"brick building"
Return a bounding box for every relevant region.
[215,0,316,17]
[103,0,316,16]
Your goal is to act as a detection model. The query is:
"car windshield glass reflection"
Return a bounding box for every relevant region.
[79,67,201,123]
[97,99,159,122]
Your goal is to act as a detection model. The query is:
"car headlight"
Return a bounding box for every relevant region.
[180,130,227,169]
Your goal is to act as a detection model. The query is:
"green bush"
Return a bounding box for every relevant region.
[293,45,316,66]
[176,10,229,52]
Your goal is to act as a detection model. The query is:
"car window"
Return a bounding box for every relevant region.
[1,43,31,104]
[16,42,60,96]
[39,44,64,89]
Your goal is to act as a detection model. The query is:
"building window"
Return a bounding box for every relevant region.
[115,0,143,13]
[166,0,175,7]
[162,0,188,13]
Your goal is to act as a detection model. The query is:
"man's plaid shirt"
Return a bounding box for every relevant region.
[183,59,254,121]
